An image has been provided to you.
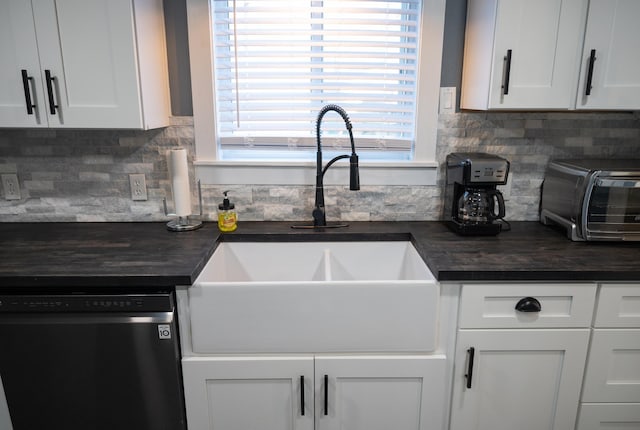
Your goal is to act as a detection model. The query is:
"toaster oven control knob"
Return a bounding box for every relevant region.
[515,297,542,313]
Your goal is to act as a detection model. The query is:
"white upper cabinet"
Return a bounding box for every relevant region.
[575,0,640,110]
[0,0,170,129]
[461,0,588,110]
[462,0,640,111]
[0,1,43,128]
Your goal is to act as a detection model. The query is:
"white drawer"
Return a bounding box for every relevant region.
[582,329,640,403]
[595,284,640,328]
[577,403,640,430]
[459,283,597,329]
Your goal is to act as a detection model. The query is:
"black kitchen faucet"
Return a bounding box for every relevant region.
[311,104,360,227]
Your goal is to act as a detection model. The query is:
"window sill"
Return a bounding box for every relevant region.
[195,160,438,186]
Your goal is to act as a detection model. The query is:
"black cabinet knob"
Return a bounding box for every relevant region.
[515,297,542,313]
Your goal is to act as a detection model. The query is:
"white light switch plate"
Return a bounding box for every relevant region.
[439,87,456,114]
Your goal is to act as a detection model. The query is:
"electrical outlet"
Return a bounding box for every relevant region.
[1,174,21,200]
[129,174,148,201]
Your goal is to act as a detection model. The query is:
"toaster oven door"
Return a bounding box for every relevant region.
[585,176,640,240]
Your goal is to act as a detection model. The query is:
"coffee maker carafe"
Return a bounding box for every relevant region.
[445,153,510,235]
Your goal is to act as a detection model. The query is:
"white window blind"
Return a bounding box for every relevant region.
[211,0,421,159]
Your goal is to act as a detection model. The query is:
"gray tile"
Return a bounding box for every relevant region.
[1,111,639,222]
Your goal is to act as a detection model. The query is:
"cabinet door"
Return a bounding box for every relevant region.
[488,0,587,109]
[450,329,590,430]
[577,404,640,430]
[582,329,640,402]
[182,356,314,430]
[595,284,640,328]
[316,355,447,430]
[462,0,588,110]
[0,0,47,127]
[577,0,640,109]
[31,0,145,128]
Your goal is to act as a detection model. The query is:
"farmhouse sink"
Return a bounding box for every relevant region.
[187,241,438,353]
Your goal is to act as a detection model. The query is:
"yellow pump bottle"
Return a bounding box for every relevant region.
[217,191,237,232]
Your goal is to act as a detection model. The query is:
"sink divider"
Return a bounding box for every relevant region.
[323,248,333,281]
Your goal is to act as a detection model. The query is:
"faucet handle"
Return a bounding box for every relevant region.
[349,153,360,191]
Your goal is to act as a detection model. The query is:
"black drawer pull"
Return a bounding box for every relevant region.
[45,69,58,115]
[300,375,305,416]
[585,49,596,96]
[21,69,36,115]
[515,297,542,313]
[465,347,475,389]
[502,49,512,95]
[324,374,328,415]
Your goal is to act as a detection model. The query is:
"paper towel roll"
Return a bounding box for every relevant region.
[167,149,192,217]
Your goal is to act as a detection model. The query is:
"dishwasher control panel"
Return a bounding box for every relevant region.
[0,294,173,313]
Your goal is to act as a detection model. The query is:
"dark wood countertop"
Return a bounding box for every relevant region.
[1,221,639,288]
[0,222,219,289]
[409,222,640,282]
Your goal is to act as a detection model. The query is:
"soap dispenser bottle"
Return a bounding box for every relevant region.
[217,191,237,232]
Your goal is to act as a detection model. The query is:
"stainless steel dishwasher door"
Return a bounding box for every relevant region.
[0,293,186,430]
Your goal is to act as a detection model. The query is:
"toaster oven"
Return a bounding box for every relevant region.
[540,159,640,241]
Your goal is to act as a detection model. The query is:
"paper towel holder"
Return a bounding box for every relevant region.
[163,180,203,231]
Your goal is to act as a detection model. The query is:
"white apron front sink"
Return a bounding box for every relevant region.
[187,241,438,353]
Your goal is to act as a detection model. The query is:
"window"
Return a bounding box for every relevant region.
[187,0,445,185]
[214,0,420,160]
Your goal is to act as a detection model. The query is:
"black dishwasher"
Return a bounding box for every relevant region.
[0,291,186,430]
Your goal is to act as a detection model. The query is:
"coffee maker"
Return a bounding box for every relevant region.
[444,153,510,235]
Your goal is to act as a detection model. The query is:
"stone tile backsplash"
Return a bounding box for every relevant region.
[1,112,639,222]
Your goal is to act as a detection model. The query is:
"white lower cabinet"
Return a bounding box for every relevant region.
[581,329,640,403]
[177,263,454,430]
[577,404,640,430]
[450,283,596,430]
[180,280,640,430]
[182,355,447,430]
[182,356,314,430]
[316,356,447,430]
[577,284,640,430]
[450,329,590,430]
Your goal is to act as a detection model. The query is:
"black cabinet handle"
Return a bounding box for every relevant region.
[502,49,512,95]
[300,376,305,416]
[21,70,36,115]
[44,69,58,115]
[585,49,596,96]
[465,347,475,389]
[515,297,542,312]
[324,374,328,415]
